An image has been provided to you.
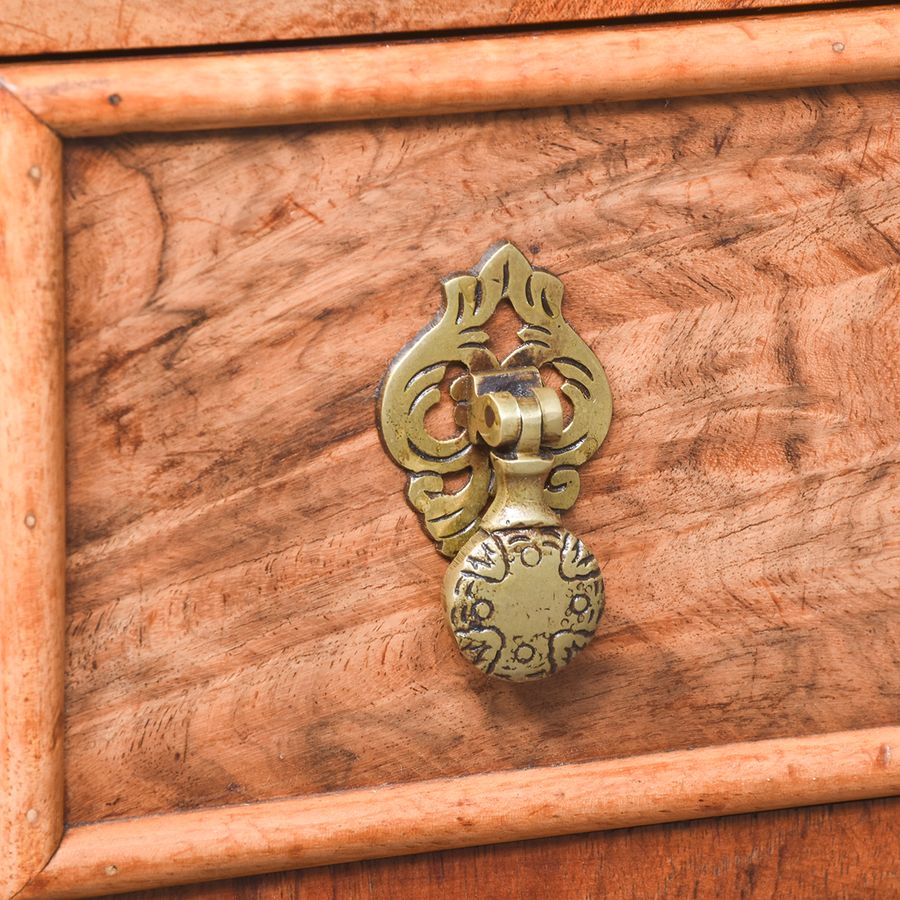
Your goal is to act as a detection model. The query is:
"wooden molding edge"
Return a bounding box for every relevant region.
[0,6,898,137]
[21,726,900,898]
[0,87,66,900]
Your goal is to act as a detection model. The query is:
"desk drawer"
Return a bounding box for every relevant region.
[2,12,898,896]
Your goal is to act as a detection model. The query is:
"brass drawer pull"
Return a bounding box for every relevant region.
[378,242,612,681]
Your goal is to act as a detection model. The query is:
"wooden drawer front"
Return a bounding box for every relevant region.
[64,84,899,825]
[0,0,852,56]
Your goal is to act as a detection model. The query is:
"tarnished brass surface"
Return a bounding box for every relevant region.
[377,241,612,680]
[378,241,612,557]
[446,524,604,681]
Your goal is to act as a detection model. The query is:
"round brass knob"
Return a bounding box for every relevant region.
[444,525,604,681]
[442,452,604,681]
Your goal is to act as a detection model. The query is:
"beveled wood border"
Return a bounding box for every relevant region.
[17,727,900,898]
[0,89,65,900]
[1,5,898,898]
[1,5,899,137]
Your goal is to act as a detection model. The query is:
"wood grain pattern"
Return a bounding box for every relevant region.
[0,0,852,57]
[0,88,65,898]
[4,7,900,137]
[111,797,900,900]
[20,728,900,897]
[62,82,900,827]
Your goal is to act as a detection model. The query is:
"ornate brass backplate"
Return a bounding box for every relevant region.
[377,241,612,681]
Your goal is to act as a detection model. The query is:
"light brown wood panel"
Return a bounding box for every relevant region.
[0,0,850,57]
[64,82,900,826]
[111,798,900,900]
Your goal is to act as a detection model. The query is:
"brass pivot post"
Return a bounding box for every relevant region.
[455,367,564,531]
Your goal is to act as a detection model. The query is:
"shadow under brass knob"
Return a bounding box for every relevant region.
[377,241,612,681]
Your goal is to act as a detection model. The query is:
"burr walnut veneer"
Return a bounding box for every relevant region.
[1,5,899,898]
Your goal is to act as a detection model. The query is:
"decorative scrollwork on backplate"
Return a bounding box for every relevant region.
[377,241,612,557]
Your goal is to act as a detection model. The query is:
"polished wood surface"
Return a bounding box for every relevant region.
[62,82,900,829]
[0,0,853,57]
[112,798,900,900]
[0,88,65,899]
[0,3,895,896]
[23,728,900,896]
[3,7,899,137]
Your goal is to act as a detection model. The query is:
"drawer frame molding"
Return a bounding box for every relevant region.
[2,6,900,137]
[1,6,899,897]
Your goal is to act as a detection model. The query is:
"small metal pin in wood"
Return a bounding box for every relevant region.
[377,242,612,681]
